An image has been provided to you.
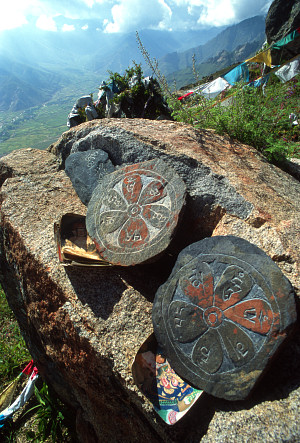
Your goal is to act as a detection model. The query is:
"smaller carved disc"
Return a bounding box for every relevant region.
[152,236,297,400]
[86,159,186,266]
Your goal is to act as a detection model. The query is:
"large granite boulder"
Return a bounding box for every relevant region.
[266,0,300,43]
[0,119,300,442]
[265,0,300,64]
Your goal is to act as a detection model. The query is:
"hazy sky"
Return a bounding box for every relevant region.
[1,0,273,33]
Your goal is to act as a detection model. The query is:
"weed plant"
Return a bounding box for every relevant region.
[25,382,76,442]
[0,285,31,386]
[192,75,300,161]
[0,286,76,441]
[137,31,299,162]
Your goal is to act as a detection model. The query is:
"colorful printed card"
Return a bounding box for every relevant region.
[132,334,203,425]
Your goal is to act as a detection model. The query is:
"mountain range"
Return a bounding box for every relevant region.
[0,15,265,112]
[161,16,265,87]
[0,15,267,157]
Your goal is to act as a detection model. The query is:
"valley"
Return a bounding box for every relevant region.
[0,16,265,156]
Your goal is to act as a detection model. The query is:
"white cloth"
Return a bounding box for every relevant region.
[199,77,230,99]
[0,372,38,425]
[275,56,300,83]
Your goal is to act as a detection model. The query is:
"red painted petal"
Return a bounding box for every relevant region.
[118,217,149,249]
[218,319,255,367]
[192,329,223,374]
[122,173,142,204]
[224,299,273,335]
[139,180,166,205]
[179,262,214,309]
[214,265,252,310]
[169,301,207,343]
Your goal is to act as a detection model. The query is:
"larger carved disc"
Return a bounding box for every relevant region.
[152,236,297,400]
[86,159,186,266]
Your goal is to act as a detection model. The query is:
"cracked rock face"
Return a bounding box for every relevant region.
[0,119,299,442]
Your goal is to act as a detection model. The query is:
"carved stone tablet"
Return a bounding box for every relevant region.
[86,159,186,266]
[152,236,297,400]
[65,150,115,205]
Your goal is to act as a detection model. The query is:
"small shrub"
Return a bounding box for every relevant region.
[192,75,300,161]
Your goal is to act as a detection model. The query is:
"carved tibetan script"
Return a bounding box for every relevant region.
[86,159,186,266]
[152,236,297,400]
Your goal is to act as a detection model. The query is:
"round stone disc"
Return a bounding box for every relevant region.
[152,236,297,400]
[86,159,186,266]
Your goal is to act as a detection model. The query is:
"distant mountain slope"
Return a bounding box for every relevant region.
[0,23,223,112]
[167,40,265,88]
[0,58,63,111]
[158,16,266,77]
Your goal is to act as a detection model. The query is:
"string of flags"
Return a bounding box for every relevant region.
[0,360,39,428]
[178,26,300,101]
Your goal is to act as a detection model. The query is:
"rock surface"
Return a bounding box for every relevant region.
[266,0,300,43]
[0,119,299,442]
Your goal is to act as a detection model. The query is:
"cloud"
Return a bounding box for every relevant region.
[0,0,273,33]
[82,24,89,30]
[166,0,273,28]
[0,0,33,31]
[104,0,172,33]
[62,23,76,31]
[36,15,58,31]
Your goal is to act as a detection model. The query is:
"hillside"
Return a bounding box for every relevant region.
[158,16,266,78]
[0,58,63,111]
[0,15,267,156]
[166,40,264,88]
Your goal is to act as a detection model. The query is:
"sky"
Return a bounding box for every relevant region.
[0,0,273,33]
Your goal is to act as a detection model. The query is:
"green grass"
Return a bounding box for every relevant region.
[0,285,76,442]
[0,285,31,387]
[170,73,300,162]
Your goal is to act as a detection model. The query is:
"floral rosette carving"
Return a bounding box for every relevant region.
[97,171,172,251]
[169,262,274,374]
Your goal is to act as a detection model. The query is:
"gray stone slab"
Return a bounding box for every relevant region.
[65,150,114,205]
[86,158,186,266]
[152,236,297,400]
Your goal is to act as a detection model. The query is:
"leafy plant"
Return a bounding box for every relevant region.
[0,285,31,386]
[136,31,299,162]
[193,74,300,161]
[25,382,75,442]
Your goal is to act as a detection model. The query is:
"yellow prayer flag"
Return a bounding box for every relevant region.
[246,49,272,67]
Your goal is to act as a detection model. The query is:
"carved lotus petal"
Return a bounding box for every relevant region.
[192,328,223,374]
[139,180,166,205]
[169,301,207,343]
[218,319,255,367]
[122,174,142,204]
[214,265,252,310]
[118,217,149,248]
[142,204,171,229]
[179,262,214,309]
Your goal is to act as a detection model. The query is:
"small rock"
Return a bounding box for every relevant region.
[65,150,115,205]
